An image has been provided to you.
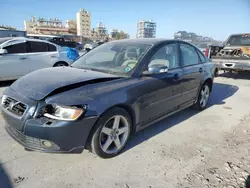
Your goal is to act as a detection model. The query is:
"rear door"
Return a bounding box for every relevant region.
[26,41,58,71]
[179,42,204,106]
[139,42,183,124]
[0,41,31,80]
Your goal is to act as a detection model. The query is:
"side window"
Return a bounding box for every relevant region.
[3,42,27,54]
[197,49,206,63]
[148,43,180,69]
[180,43,199,66]
[48,43,57,52]
[29,41,48,52]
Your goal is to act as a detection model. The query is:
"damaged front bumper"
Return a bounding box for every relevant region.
[1,88,98,154]
[2,108,98,153]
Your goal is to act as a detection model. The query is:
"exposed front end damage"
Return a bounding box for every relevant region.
[216,47,250,58]
[210,34,250,72]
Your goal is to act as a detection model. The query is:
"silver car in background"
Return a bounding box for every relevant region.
[0,37,79,81]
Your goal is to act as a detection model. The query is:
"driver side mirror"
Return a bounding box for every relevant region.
[142,64,168,75]
[0,49,7,55]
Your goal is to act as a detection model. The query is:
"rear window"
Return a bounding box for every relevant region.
[29,41,48,52]
[226,34,250,46]
[48,43,57,51]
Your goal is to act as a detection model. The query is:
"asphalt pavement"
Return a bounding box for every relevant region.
[0,72,250,188]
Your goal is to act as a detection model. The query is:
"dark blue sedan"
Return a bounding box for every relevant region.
[0,39,215,158]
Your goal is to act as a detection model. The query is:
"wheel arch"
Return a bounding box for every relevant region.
[53,61,69,67]
[85,103,137,150]
[99,104,137,132]
[203,77,213,92]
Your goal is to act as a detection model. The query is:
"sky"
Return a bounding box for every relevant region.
[0,0,249,40]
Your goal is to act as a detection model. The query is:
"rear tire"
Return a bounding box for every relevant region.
[54,62,68,67]
[88,108,132,158]
[193,83,211,110]
[215,68,219,77]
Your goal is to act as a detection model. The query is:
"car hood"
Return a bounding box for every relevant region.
[10,67,119,101]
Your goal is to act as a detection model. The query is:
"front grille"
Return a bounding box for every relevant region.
[5,124,60,151]
[2,96,27,117]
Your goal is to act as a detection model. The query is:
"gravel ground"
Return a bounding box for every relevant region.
[0,72,250,188]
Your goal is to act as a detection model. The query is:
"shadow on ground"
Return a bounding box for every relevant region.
[246,175,250,188]
[0,163,13,188]
[124,82,239,152]
[218,71,250,80]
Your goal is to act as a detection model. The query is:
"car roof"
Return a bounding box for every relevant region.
[0,37,14,42]
[109,38,177,45]
[0,37,59,48]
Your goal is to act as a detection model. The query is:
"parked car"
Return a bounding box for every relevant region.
[206,33,250,73]
[0,37,79,81]
[1,39,215,158]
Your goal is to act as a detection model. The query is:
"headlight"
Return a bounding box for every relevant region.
[44,104,86,121]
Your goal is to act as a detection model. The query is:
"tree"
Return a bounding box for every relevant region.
[0,25,17,31]
[114,31,128,40]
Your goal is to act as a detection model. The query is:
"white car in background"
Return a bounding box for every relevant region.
[0,37,79,81]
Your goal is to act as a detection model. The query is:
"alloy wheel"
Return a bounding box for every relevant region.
[99,115,130,154]
[200,85,210,108]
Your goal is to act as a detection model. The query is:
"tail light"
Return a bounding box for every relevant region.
[205,48,209,57]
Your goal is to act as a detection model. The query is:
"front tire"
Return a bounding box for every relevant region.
[193,83,211,110]
[89,108,132,158]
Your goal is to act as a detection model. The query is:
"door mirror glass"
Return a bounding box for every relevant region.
[143,62,169,75]
[0,49,8,55]
[148,64,168,74]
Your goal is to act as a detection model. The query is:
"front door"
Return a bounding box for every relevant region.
[0,41,30,80]
[179,42,204,106]
[139,42,183,124]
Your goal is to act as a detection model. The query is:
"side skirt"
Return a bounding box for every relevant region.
[135,100,195,132]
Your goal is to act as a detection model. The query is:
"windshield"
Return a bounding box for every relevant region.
[226,34,250,46]
[72,42,151,76]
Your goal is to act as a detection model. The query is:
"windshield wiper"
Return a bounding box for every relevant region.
[79,67,107,73]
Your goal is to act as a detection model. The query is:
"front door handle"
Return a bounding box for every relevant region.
[199,68,203,73]
[19,57,27,60]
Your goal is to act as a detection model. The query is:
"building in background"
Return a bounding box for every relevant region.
[23,8,132,42]
[24,16,77,35]
[76,8,91,37]
[95,22,108,36]
[136,20,156,38]
[66,20,77,35]
[91,22,108,40]
[0,27,26,38]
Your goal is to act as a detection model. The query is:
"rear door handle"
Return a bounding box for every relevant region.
[19,57,27,60]
[199,68,203,73]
